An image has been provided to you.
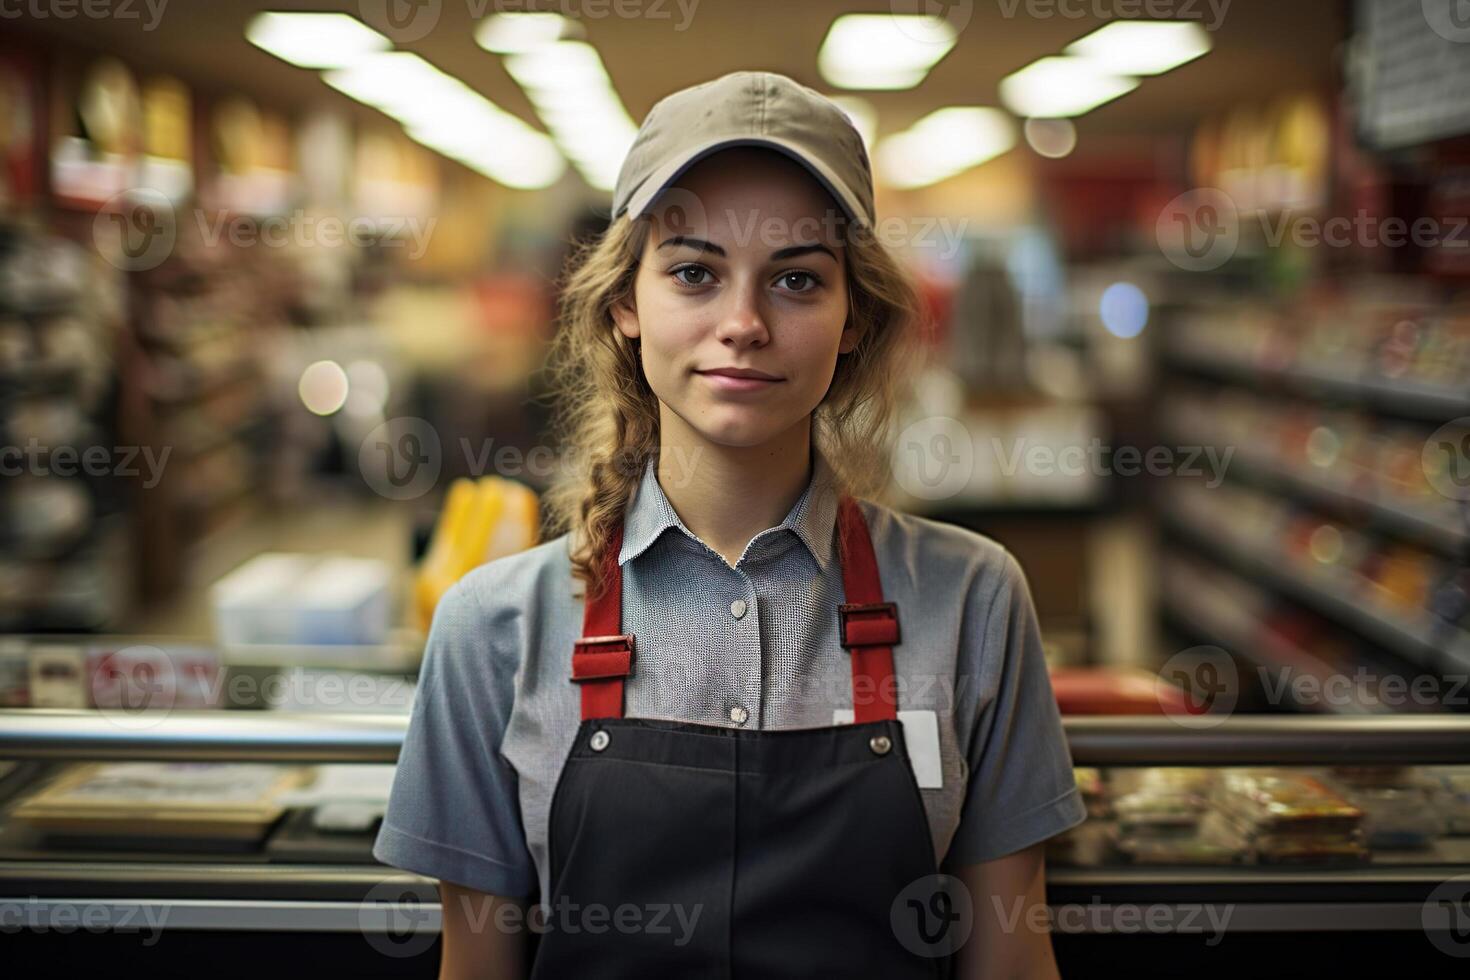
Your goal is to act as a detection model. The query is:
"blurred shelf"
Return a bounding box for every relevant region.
[1165,441,1470,558]
[1158,556,1388,716]
[1163,507,1470,676]
[1165,349,1470,423]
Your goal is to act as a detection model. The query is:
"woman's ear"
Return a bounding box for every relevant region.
[611,296,641,340]
[837,320,860,354]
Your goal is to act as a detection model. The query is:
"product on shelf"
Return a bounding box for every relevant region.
[11,762,309,849]
[1211,769,1369,864]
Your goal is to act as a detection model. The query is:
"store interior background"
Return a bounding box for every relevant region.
[4,0,1465,716]
[3,3,1470,972]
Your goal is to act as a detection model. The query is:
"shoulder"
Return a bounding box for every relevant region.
[448,533,576,621]
[422,534,576,669]
[853,497,1026,610]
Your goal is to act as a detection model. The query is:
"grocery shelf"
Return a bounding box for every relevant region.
[1157,557,1389,716]
[5,709,1470,765]
[1163,507,1470,676]
[1165,349,1470,423]
[1209,450,1469,559]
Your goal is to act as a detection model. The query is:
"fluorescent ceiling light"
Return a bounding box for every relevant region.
[500,39,635,192]
[818,14,956,90]
[999,57,1139,118]
[475,12,574,52]
[322,52,465,114]
[325,53,567,190]
[877,107,1016,189]
[1065,21,1212,76]
[245,12,390,69]
[504,41,610,92]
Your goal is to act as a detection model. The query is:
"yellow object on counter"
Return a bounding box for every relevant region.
[413,476,540,630]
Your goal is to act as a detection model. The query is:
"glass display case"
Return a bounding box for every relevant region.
[3,711,1469,977]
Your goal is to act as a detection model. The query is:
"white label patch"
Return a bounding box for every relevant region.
[833,708,943,789]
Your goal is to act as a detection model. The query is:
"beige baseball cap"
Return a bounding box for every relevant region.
[612,71,874,228]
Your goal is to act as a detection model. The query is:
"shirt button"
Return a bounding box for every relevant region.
[729,599,748,619]
[729,705,749,725]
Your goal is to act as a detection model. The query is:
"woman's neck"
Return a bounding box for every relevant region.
[655,412,814,569]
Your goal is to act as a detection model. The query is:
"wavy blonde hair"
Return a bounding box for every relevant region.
[543,205,923,597]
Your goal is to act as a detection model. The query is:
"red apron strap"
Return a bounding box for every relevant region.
[573,523,634,720]
[572,497,900,723]
[836,495,901,722]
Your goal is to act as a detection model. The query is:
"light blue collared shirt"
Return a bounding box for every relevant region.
[375,446,1084,902]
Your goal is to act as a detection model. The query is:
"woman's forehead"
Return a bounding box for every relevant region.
[649,150,849,251]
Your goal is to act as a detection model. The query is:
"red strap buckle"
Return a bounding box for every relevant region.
[838,602,900,648]
[571,634,636,681]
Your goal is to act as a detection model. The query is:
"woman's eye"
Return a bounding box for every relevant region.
[776,271,819,293]
[672,266,712,287]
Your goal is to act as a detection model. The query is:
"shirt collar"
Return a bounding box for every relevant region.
[618,445,841,573]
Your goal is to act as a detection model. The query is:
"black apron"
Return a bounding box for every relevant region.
[527,495,952,978]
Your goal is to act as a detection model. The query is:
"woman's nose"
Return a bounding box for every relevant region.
[714,284,771,348]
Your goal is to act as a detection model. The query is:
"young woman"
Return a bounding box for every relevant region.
[375,71,1085,979]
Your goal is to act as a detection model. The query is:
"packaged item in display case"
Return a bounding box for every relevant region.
[1212,769,1369,865]
[11,762,309,849]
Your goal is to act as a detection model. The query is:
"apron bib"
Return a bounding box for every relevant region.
[528,495,950,979]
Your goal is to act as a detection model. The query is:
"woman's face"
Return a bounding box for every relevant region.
[612,147,857,451]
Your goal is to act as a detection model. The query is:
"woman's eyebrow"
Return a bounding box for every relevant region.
[771,243,837,262]
[657,235,724,256]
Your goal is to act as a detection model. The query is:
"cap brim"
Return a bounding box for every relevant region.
[619,136,870,228]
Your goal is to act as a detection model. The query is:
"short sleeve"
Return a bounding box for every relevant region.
[941,550,1085,868]
[372,576,537,897]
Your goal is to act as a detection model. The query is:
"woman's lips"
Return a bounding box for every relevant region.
[695,369,783,392]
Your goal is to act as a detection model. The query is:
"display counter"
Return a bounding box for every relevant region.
[3,712,1469,977]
